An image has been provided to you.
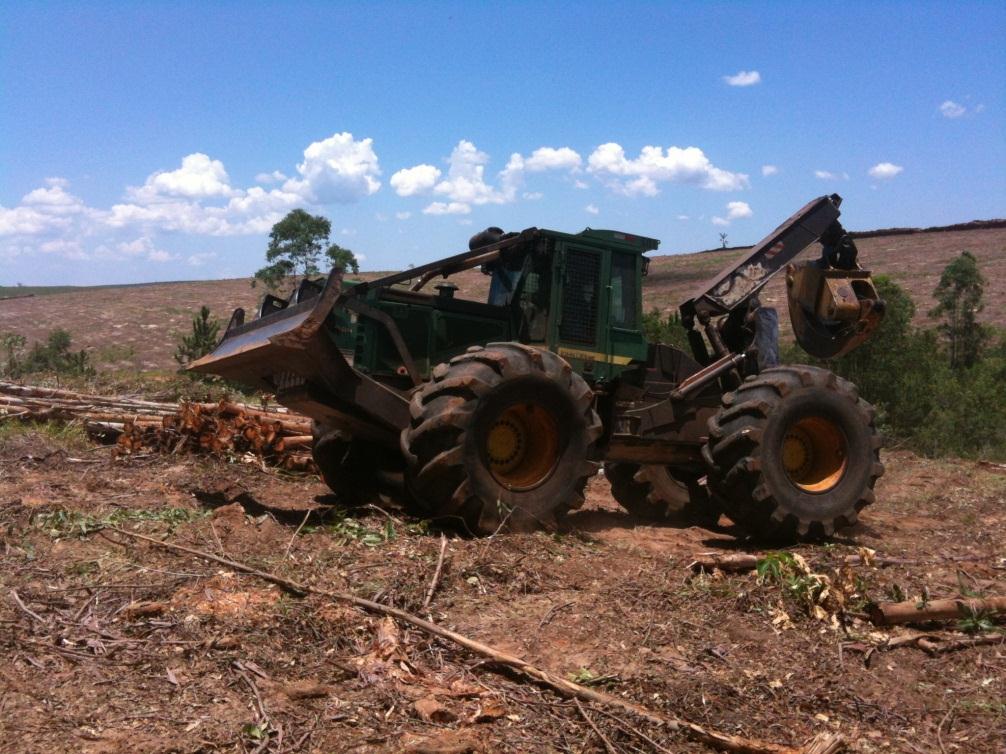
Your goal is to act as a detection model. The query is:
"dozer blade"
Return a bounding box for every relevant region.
[189,269,410,445]
[786,261,885,358]
[189,270,345,390]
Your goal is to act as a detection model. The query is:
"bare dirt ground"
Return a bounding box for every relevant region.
[2,427,1004,754]
[1,226,1003,372]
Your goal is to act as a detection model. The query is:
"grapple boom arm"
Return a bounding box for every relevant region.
[680,194,884,359]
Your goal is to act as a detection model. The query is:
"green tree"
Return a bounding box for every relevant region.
[929,251,988,369]
[174,306,221,366]
[327,243,360,274]
[254,209,359,290]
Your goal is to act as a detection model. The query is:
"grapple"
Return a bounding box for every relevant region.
[786,260,884,358]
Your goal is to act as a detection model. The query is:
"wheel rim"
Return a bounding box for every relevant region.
[781,416,848,493]
[485,402,560,490]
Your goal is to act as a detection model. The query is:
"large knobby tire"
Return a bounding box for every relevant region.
[604,463,719,526]
[312,422,402,506]
[402,343,602,535]
[704,365,883,541]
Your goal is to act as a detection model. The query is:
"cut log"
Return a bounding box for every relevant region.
[1,382,315,471]
[869,596,1006,626]
[689,553,759,573]
[274,435,313,452]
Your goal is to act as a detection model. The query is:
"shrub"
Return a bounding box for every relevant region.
[174,306,220,366]
[3,329,95,378]
[642,308,690,351]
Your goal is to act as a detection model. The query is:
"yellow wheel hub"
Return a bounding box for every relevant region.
[485,402,560,490]
[487,418,524,472]
[782,416,848,493]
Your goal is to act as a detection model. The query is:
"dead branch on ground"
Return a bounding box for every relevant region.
[869,596,1006,626]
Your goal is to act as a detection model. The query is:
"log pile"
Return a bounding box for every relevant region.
[0,381,316,471]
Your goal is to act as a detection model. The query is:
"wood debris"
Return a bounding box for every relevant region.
[0,381,315,471]
[869,595,1006,626]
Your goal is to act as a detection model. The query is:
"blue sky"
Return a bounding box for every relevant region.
[2,1,1004,285]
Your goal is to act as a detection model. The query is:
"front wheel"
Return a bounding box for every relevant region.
[704,365,883,541]
[401,344,602,535]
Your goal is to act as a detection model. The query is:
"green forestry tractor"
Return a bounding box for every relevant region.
[192,194,886,541]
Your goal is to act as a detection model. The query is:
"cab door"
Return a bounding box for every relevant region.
[605,250,648,370]
[553,243,607,377]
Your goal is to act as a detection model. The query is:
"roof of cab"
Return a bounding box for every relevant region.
[567,227,660,253]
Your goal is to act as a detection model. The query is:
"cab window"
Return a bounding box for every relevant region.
[610,252,639,328]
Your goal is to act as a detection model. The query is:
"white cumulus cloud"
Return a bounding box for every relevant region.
[587,143,748,194]
[761,164,778,176]
[283,132,381,203]
[187,252,217,267]
[585,204,599,215]
[119,237,174,261]
[712,201,752,226]
[395,211,411,220]
[255,170,288,184]
[128,153,237,202]
[1,180,93,237]
[724,70,761,87]
[726,201,752,219]
[395,141,583,210]
[390,164,442,196]
[939,100,967,119]
[814,170,849,181]
[39,239,88,260]
[432,141,508,205]
[423,201,471,215]
[524,146,581,172]
[868,162,903,179]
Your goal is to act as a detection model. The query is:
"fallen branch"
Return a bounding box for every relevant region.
[684,550,998,576]
[108,527,834,754]
[689,552,759,574]
[853,631,1006,661]
[9,589,50,626]
[869,596,1006,626]
[423,534,449,610]
[574,698,618,754]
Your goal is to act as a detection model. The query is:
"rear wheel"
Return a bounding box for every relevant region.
[704,365,883,541]
[402,344,602,535]
[605,463,719,525]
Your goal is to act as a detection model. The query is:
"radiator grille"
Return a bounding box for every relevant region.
[559,249,600,344]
